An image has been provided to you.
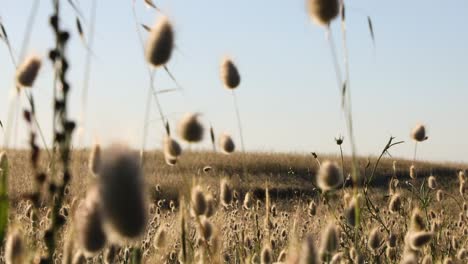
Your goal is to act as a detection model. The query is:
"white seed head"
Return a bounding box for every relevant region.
[368,228,382,251]
[200,217,214,241]
[177,113,204,143]
[5,228,24,264]
[411,124,427,142]
[191,185,207,216]
[98,144,147,239]
[153,227,167,250]
[75,186,107,254]
[204,194,216,218]
[16,55,41,87]
[389,193,402,213]
[163,136,182,158]
[220,178,233,206]
[261,245,273,264]
[219,133,235,154]
[436,189,444,202]
[408,231,433,250]
[410,165,416,179]
[320,223,339,259]
[220,57,241,89]
[145,16,174,67]
[299,233,317,264]
[428,175,437,189]
[89,143,101,176]
[317,161,343,191]
[410,208,425,232]
[306,0,340,26]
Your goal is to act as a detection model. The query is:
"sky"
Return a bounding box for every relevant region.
[1,0,467,163]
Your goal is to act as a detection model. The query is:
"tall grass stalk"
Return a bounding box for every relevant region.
[78,0,97,148]
[231,91,245,152]
[2,0,43,150]
[131,5,169,164]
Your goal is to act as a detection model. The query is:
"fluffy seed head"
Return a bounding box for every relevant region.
[89,143,101,176]
[220,57,241,89]
[204,194,216,217]
[443,258,454,264]
[261,245,273,264]
[317,161,343,191]
[410,208,425,232]
[408,231,433,250]
[16,55,41,87]
[306,0,340,26]
[191,186,207,216]
[277,249,287,262]
[388,232,397,248]
[165,156,177,166]
[320,223,339,258]
[410,165,416,179]
[104,245,117,264]
[308,201,317,216]
[344,197,358,227]
[75,186,107,254]
[72,252,86,264]
[5,228,24,264]
[459,171,466,183]
[300,233,317,264]
[97,144,147,239]
[422,255,433,264]
[389,193,402,213]
[401,253,418,264]
[163,136,182,158]
[153,227,167,250]
[219,133,235,154]
[243,192,252,210]
[368,228,382,251]
[177,113,204,143]
[145,17,174,67]
[436,189,444,202]
[428,176,437,189]
[411,124,427,142]
[200,217,214,241]
[457,248,467,260]
[220,178,233,206]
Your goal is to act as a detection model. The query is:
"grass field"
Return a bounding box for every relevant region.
[2,150,467,263]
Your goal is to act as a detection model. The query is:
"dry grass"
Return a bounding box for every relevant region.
[2,150,466,263]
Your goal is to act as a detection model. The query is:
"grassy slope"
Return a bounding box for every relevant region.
[6,150,465,204]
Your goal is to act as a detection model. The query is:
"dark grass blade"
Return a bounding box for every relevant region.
[165,121,171,136]
[210,125,216,151]
[368,16,375,46]
[341,81,347,108]
[0,23,8,42]
[157,88,178,94]
[341,3,346,22]
[141,24,151,32]
[76,17,84,40]
[67,0,84,19]
[144,0,161,11]
[163,65,184,92]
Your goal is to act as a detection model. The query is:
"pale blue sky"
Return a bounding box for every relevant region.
[1,0,467,163]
